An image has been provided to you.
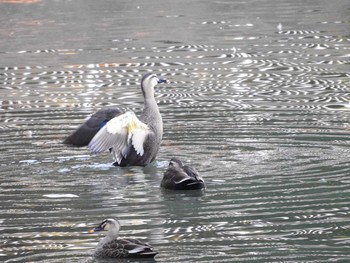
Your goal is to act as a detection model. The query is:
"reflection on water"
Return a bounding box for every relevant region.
[1,0,350,262]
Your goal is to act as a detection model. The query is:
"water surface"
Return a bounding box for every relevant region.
[1,0,350,262]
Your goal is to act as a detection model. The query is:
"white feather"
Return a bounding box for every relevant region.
[88,111,150,164]
[131,129,149,156]
[174,178,193,184]
[106,112,133,134]
[128,247,146,254]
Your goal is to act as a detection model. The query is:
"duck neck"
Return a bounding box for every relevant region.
[98,228,119,246]
[142,96,161,124]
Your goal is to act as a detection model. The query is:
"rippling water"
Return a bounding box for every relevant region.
[1,0,350,262]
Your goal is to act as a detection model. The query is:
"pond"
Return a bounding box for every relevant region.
[1,0,350,262]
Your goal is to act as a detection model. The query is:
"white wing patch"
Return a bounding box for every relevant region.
[174,177,193,184]
[88,111,150,164]
[131,129,149,156]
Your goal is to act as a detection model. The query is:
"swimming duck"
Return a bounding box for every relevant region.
[161,157,206,190]
[89,218,158,258]
[63,73,169,166]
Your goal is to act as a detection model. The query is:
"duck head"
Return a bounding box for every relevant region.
[141,73,169,99]
[89,218,121,236]
[169,157,184,168]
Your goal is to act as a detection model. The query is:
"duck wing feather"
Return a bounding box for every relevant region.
[88,111,150,165]
[64,108,122,146]
[95,238,157,258]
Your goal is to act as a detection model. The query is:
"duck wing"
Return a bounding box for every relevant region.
[96,238,157,258]
[183,165,205,182]
[64,108,122,146]
[95,239,128,258]
[162,165,205,190]
[88,111,150,165]
[183,165,206,189]
[161,167,190,188]
[120,238,158,258]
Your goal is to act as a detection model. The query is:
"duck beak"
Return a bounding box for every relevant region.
[158,79,170,84]
[88,226,103,233]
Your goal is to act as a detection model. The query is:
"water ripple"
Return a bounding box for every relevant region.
[1,1,350,262]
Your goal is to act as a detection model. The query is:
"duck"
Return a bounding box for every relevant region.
[63,73,169,166]
[161,157,206,190]
[89,218,158,258]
